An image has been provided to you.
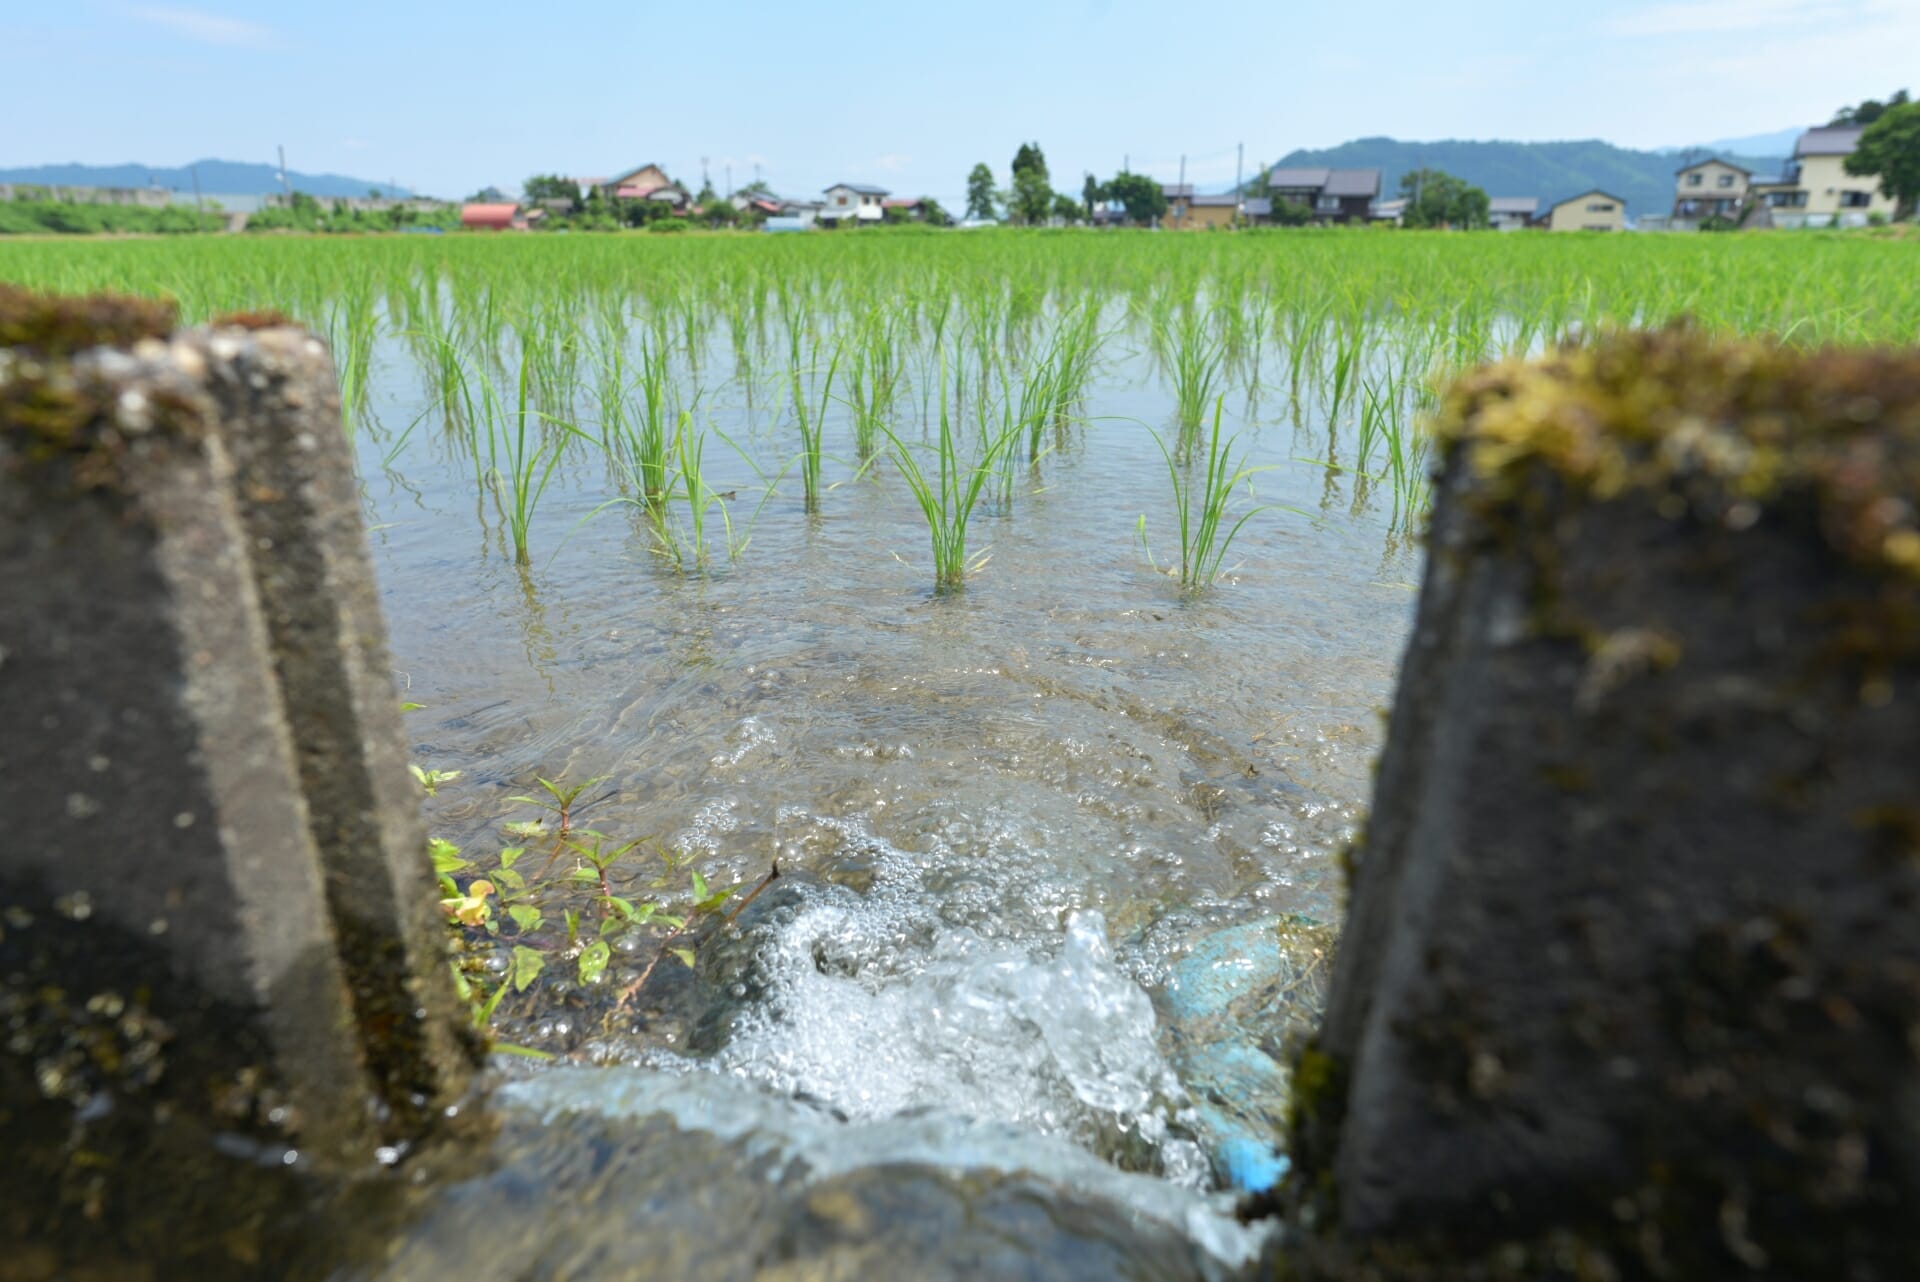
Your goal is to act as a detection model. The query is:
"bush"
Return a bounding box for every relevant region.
[647,217,690,234]
[0,197,221,235]
[1267,198,1313,227]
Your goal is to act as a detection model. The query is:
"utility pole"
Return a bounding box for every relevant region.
[277,145,293,200]
[1234,142,1243,229]
[726,164,733,200]
[191,164,204,217]
[1177,154,1186,229]
[700,155,711,195]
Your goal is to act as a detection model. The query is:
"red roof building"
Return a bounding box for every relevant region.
[460,203,525,231]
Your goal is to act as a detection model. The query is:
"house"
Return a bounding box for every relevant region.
[882,197,944,223]
[731,193,786,220]
[1748,127,1897,229]
[1370,198,1408,226]
[1265,167,1381,223]
[1542,190,1626,232]
[1489,196,1539,231]
[820,183,888,223]
[1160,187,1241,230]
[601,163,688,208]
[460,203,530,231]
[1671,159,1749,227]
[777,197,825,227]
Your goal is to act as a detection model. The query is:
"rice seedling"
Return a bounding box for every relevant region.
[490,349,593,565]
[1161,305,1227,434]
[845,309,905,460]
[882,360,1023,592]
[9,227,1920,588]
[1138,398,1291,592]
[787,330,843,513]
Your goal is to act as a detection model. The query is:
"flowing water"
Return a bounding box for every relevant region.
[356,312,1419,1274]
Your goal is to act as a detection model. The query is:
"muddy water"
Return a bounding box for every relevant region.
[356,323,1418,1271]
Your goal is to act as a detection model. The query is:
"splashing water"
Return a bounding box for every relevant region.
[645,813,1215,1183]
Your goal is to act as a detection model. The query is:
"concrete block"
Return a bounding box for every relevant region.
[1282,328,1920,1280]
[0,288,478,1270]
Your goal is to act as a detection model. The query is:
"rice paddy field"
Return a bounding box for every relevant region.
[8,228,1919,1269]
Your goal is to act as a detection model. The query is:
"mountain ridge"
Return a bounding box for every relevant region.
[1256,136,1788,221]
[0,159,415,199]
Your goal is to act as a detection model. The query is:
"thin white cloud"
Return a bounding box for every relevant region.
[1609,0,1850,37]
[874,153,911,173]
[128,5,276,47]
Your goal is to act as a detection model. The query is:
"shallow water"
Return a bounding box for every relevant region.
[357,311,1418,1262]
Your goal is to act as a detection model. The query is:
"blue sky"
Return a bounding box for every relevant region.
[6,0,1916,200]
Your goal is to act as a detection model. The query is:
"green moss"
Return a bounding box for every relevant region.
[1433,324,1920,583]
[0,282,176,356]
[2,288,210,487]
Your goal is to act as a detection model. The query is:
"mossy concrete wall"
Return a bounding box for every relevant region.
[0,287,479,1272]
[1281,328,1920,1280]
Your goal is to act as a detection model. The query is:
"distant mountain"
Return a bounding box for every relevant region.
[1259,137,1786,222]
[0,159,413,199]
[1663,127,1804,159]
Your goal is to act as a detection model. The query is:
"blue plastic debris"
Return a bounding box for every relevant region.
[1217,1137,1291,1193]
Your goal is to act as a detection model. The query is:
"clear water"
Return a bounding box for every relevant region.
[357,313,1418,1265]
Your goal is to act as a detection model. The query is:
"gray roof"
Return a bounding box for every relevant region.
[1161,183,1195,198]
[1189,193,1240,207]
[1489,196,1539,215]
[825,182,890,196]
[1324,169,1380,198]
[1674,157,1751,176]
[1268,166,1331,189]
[1549,189,1628,210]
[1796,126,1863,156]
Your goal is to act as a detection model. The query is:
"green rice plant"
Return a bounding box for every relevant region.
[591,317,675,509]
[881,360,1023,592]
[1325,312,1366,426]
[660,411,737,569]
[788,331,843,513]
[1138,397,1289,592]
[845,310,905,460]
[1161,306,1227,433]
[489,350,593,565]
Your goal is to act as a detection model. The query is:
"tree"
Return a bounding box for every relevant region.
[1049,191,1082,225]
[1082,173,1103,221]
[1267,197,1313,227]
[965,163,998,221]
[1009,142,1053,225]
[523,175,579,205]
[1398,168,1491,229]
[1845,100,1920,220]
[1103,171,1167,227]
[1831,89,1910,128]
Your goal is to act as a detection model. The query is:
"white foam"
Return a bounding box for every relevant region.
[692,813,1212,1183]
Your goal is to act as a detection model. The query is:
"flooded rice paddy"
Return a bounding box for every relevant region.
[9,230,1916,1272]
[369,298,1411,1268]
